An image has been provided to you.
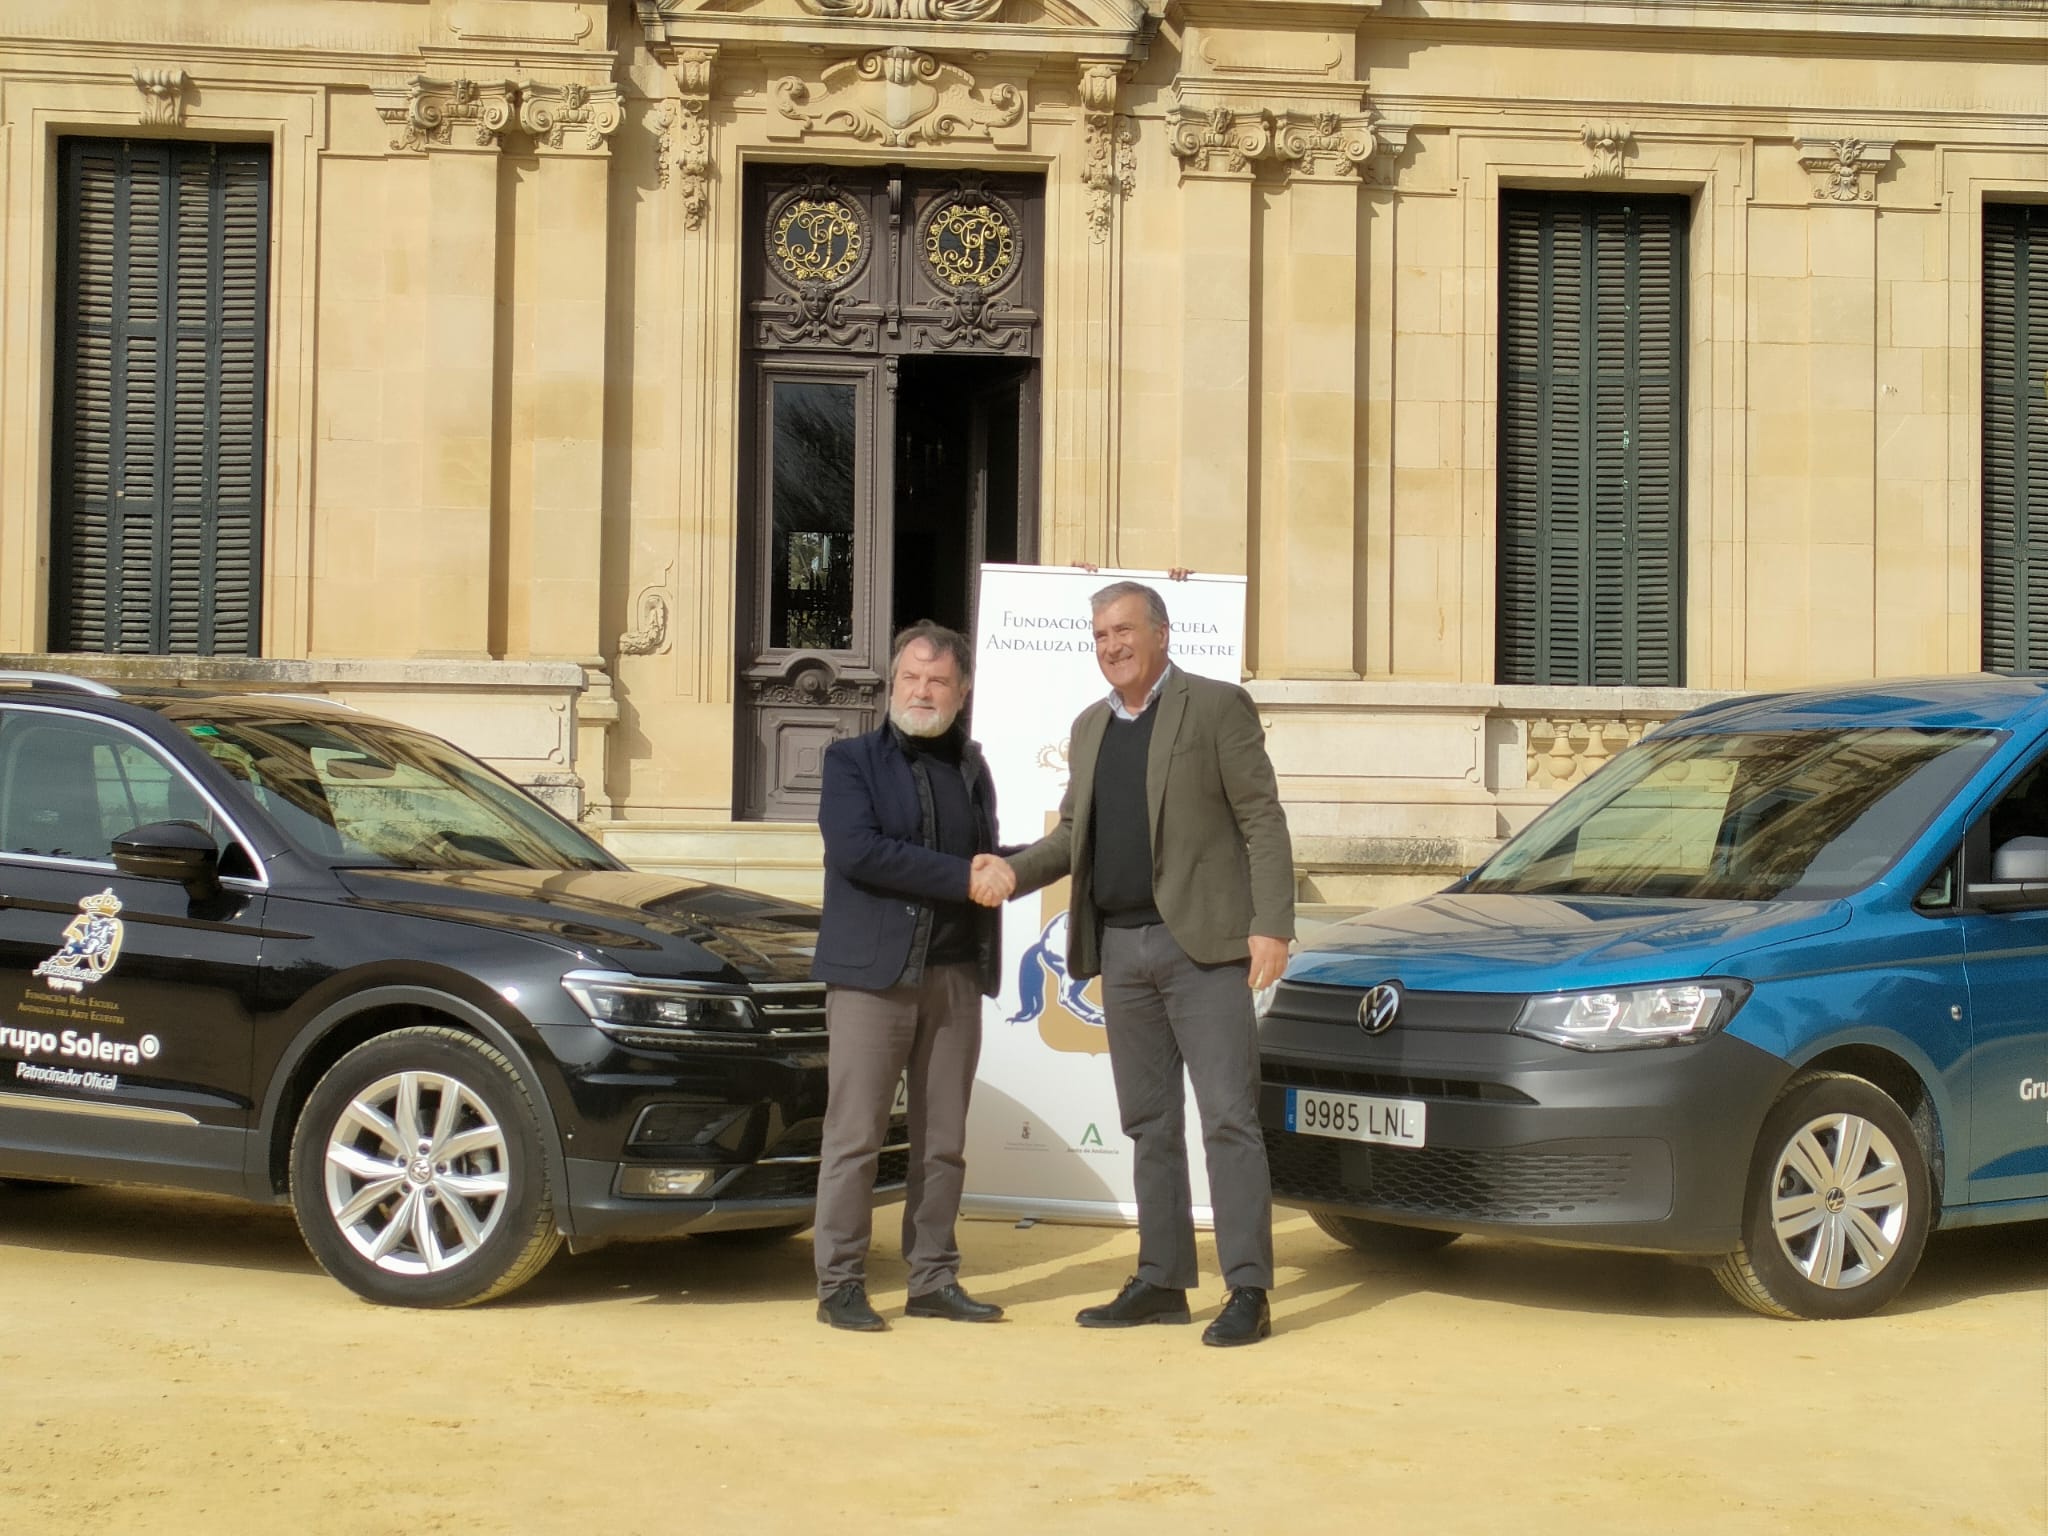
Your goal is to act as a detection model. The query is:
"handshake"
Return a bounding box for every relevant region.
[968,853,1017,908]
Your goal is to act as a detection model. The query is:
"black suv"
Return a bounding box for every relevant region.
[0,673,900,1306]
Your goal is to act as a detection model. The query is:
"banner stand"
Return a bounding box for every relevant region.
[960,564,1249,1226]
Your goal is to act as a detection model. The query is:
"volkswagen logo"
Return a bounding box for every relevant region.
[1358,981,1402,1036]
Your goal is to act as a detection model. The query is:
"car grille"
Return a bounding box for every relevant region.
[722,1147,910,1202]
[1263,1061,1534,1105]
[753,981,827,1038]
[1265,1129,1636,1223]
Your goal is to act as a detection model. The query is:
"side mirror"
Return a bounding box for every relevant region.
[112,820,222,901]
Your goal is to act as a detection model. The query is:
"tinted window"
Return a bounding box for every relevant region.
[169,709,614,872]
[1469,727,1997,901]
[0,710,240,864]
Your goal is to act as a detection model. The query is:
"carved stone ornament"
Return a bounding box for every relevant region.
[376,76,517,153]
[1279,111,1374,178]
[661,48,716,228]
[1796,137,1897,203]
[749,657,877,709]
[1168,99,1404,184]
[1168,105,1273,175]
[133,67,188,128]
[800,0,1003,16]
[617,584,672,657]
[1080,62,1135,242]
[1581,120,1632,179]
[517,80,623,151]
[771,48,1023,150]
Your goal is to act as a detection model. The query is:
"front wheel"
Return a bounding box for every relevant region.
[1712,1070,1931,1321]
[1311,1209,1461,1256]
[290,1026,562,1308]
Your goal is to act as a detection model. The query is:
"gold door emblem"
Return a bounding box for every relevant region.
[922,200,1015,290]
[772,196,865,287]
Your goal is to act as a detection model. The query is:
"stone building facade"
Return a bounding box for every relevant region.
[2,0,2044,903]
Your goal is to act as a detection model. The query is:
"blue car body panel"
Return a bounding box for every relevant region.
[1265,674,2048,1253]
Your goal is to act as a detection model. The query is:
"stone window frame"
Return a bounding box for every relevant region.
[0,72,322,660]
[1444,127,1748,693]
[1941,155,2048,671]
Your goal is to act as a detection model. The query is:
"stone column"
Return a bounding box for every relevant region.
[376,76,515,658]
[1167,105,1267,581]
[517,81,623,816]
[1263,116,1372,677]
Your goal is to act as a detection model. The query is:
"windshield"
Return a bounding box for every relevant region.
[1466,726,1996,901]
[169,709,615,872]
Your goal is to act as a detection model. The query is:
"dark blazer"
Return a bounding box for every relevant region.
[812,723,1002,996]
[1009,666,1294,980]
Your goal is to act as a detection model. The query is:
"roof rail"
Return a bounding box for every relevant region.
[0,670,119,697]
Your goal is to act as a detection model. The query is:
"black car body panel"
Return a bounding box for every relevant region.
[0,681,898,1289]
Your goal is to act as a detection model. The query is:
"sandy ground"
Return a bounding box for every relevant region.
[1,1184,2044,1536]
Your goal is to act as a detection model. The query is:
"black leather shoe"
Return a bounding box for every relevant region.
[905,1282,1006,1322]
[1075,1275,1191,1328]
[817,1281,888,1332]
[1201,1286,1272,1347]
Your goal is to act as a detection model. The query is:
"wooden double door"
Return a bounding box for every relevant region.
[737,164,1043,820]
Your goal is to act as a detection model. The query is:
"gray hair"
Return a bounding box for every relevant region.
[890,620,973,681]
[1090,580,1170,628]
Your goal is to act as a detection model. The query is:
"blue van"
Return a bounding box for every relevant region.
[1258,676,2048,1319]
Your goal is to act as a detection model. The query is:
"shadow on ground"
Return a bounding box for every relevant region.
[6,1180,2045,1325]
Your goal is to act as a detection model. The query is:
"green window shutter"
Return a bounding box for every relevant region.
[51,138,269,655]
[1498,192,1687,686]
[1984,204,2048,673]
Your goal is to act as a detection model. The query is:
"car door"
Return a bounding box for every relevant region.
[0,705,267,1194]
[1953,748,2048,1205]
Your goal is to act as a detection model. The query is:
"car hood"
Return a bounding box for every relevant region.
[335,868,821,985]
[1288,892,1852,994]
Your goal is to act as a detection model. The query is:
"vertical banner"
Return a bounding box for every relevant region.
[964,564,1248,1223]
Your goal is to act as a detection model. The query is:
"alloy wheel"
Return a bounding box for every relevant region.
[322,1069,511,1276]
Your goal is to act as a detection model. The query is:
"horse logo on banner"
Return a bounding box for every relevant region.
[1009,910,1109,1055]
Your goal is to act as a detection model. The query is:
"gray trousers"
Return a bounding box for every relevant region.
[1100,923,1275,1291]
[813,962,983,1298]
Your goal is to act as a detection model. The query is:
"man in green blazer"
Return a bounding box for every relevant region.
[1004,579,1294,1346]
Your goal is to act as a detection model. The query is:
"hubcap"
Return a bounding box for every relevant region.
[323,1070,511,1277]
[1768,1111,1909,1290]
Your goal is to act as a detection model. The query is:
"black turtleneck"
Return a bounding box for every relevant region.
[901,726,980,964]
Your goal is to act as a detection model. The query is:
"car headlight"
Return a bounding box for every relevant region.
[561,970,757,1042]
[1511,981,1747,1051]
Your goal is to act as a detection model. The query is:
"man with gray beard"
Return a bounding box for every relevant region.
[809,621,1017,1331]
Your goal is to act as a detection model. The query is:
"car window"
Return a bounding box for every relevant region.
[168,710,613,872]
[1983,754,2048,849]
[1469,726,1998,901]
[0,710,243,868]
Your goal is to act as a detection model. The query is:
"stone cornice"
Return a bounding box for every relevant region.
[635,0,1157,66]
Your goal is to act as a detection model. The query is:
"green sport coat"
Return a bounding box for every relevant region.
[1008,666,1295,980]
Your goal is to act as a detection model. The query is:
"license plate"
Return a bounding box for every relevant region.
[1285,1088,1426,1148]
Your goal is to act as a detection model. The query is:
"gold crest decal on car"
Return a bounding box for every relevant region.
[33,889,126,994]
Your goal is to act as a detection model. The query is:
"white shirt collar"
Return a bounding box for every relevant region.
[1106,662,1173,722]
